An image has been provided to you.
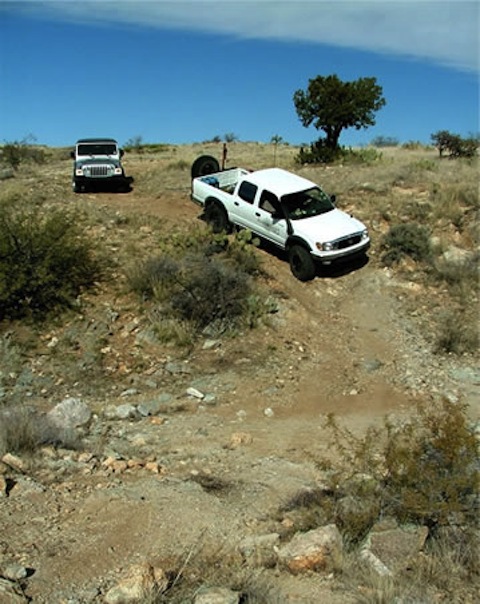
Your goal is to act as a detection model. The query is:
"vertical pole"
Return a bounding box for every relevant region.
[222,143,227,171]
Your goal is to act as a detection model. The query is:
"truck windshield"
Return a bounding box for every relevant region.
[77,144,117,156]
[281,187,334,220]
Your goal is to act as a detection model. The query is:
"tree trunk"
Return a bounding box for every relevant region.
[324,126,342,150]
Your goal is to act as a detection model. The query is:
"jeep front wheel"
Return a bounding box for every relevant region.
[288,245,316,281]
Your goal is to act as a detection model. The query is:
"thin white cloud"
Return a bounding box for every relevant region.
[8,0,480,72]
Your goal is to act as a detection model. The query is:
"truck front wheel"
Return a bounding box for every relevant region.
[288,245,316,281]
[205,203,231,234]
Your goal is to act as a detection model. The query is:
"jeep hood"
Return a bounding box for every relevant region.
[75,157,120,166]
[293,208,366,242]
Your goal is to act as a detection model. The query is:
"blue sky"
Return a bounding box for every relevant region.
[1,1,479,148]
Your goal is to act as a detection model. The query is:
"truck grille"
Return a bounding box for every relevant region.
[334,234,363,250]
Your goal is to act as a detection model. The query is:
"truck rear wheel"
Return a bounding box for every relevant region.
[205,203,231,234]
[288,245,316,281]
[191,155,220,179]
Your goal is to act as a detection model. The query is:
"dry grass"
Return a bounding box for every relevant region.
[153,534,281,603]
[0,405,79,456]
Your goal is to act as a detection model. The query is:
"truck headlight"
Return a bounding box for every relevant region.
[361,229,369,240]
[316,242,333,251]
[114,167,123,175]
[75,168,84,176]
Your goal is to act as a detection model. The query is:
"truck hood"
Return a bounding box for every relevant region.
[292,208,366,243]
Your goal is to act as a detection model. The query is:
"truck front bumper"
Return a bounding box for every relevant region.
[314,240,371,265]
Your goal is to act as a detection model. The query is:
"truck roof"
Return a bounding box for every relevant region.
[245,168,316,197]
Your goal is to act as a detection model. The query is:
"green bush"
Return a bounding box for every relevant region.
[296,138,341,164]
[341,146,383,165]
[322,398,479,530]
[128,227,268,339]
[296,140,382,165]
[380,223,432,266]
[431,130,479,158]
[0,199,102,319]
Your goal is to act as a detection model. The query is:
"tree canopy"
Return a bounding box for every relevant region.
[293,74,386,152]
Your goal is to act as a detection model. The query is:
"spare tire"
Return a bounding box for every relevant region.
[191,155,220,179]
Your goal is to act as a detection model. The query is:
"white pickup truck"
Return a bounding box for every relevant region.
[191,157,370,281]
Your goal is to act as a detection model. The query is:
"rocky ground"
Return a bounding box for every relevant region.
[0,155,479,603]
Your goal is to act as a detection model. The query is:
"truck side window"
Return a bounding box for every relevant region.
[238,181,257,204]
[259,190,279,214]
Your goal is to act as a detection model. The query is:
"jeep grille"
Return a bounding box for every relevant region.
[84,165,115,178]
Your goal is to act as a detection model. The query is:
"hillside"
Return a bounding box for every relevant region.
[0,143,479,603]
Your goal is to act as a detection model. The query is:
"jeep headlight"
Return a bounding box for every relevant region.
[114,167,123,175]
[361,229,369,240]
[75,167,84,176]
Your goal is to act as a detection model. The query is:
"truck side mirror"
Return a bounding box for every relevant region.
[330,194,336,204]
[70,151,75,159]
[120,149,124,157]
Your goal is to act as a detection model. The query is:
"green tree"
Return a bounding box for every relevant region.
[293,74,386,152]
[431,130,479,158]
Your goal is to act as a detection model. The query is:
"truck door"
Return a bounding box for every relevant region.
[230,180,260,230]
[253,190,288,247]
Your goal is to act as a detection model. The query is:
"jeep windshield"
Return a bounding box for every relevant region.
[281,187,334,220]
[77,143,117,156]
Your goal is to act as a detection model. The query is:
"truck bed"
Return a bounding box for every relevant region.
[192,167,250,201]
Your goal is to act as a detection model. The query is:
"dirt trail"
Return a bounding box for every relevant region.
[2,186,477,603]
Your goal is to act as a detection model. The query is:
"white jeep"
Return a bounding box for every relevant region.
[71,138,131,193]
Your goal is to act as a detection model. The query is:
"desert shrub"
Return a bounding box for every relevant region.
[323,399,479,532]
[0,334,23,384]
[170,254,251,331]
[123,135,144,153]
[128,227,268,339]
[224,132,238,142]
[154,538,279,603]
[371,135,399,147]
[342,147,383,165]
[297,140,382,165]
[431,130,479,158]
[296,138,342,164]
[412,158,436,171]
[0,406,79,455]
[403,201,432,223]
[430,182,479,224]
[1,136,46,170]
[0,198,102,319]
[401,140,426,150]
[341,526,479,602]
[380,223,432,266]
[431,252,479,300]
[434,310,479,355]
